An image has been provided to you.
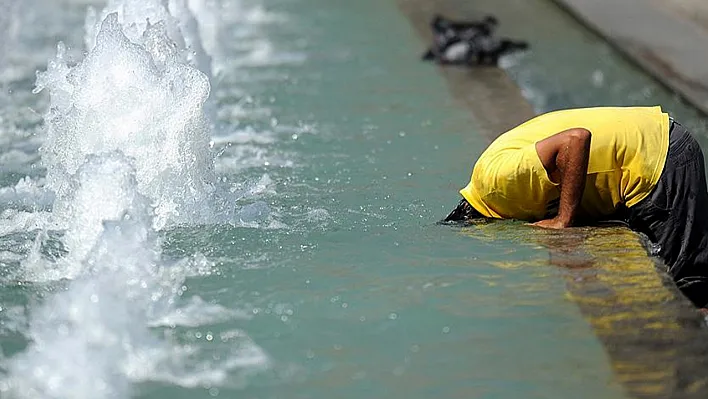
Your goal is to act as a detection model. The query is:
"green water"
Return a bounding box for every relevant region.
[3,0,708,397]
[163,0,636,397]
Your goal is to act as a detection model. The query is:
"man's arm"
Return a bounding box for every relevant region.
[532,128,592,229]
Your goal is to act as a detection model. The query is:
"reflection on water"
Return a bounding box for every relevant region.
[463,222,708,398]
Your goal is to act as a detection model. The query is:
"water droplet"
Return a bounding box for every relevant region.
[592,70,605,87]
[209,387,219,397]
[388,312,398,320]
[442,326,450,334]
[57,324,69,336]
[352,371,367,380]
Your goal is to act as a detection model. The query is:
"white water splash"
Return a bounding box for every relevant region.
[0,209,51,237]
[3,168,267,397]
[85,0,212,77]
[0,177,53,211]
[38,14,216,230]
[148,296,252,328]
[0,0,21,73]
[1,2,269,397]
[3,155,158,399]
[4,159,268,398]
[187,0,221,69]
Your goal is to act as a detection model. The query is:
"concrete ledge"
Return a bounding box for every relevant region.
[553,0,708,115]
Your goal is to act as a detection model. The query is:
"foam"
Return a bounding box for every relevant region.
[3,155,268,398]
[0,178,54,211]
[52,153,151,273]
[186,0,221,71]
[4,217,267,398]
[201,0,301,73]
[0,209,52,237]
[37,14,217,230]
[1,3,271,397]
[3,158,158,399]
[307,208,331,222]
[215,145,296,174]
[0,0,21,71]
[0,306,28,336]
[84,0,212,77]
[211,127,278,146]
[148,296,252,328]
[232,41,307,68]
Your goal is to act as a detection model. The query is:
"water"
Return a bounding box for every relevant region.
[0,0,707,398]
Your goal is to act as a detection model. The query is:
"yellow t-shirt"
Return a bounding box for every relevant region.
[460,106,669,221]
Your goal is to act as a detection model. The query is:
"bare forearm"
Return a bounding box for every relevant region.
[556,129,591,225]
[532,128,591,229]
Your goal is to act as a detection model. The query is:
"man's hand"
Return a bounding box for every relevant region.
[531,217,572,229]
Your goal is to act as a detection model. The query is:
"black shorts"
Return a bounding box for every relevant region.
[627,119,708,307]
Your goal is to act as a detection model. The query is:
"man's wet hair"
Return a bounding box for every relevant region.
[443,198,483,222]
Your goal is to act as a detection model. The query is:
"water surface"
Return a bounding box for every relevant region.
[0,0,706,398]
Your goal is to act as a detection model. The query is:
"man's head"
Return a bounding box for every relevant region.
[443,198,483,222]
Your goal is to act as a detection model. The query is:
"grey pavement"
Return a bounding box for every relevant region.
[554,0,708,115]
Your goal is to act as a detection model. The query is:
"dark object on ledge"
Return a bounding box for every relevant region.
[422,14,529,66]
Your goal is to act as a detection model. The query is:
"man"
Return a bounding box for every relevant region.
[445,106,708,308]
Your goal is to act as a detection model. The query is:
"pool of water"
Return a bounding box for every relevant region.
[0,0,707,398]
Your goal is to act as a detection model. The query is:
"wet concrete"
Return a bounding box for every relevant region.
[664,0,708,31]
[540,227,708,398]
[554,0,708,115]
